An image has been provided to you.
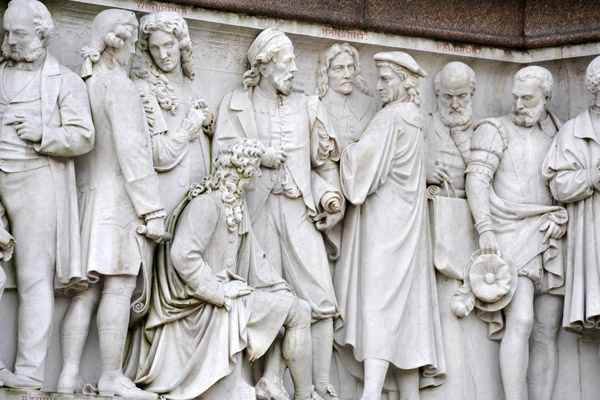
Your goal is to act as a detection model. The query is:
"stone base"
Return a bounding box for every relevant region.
[0,388,112,400]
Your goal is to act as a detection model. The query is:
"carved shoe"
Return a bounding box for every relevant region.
[255,376,291,400]
[315,383,338,400]
[0,369,41,389]
[294,390,324,400]
[98,373,158,400]
[56,372,84,393]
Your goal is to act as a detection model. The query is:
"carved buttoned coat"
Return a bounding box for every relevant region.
[76,59,163,278]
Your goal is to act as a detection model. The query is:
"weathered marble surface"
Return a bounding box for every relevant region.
[0,1,600,400]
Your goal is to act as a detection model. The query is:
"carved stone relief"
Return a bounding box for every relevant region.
[0,1,600,400]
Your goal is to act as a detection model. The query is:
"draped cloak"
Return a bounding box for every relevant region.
[334,100,446,387]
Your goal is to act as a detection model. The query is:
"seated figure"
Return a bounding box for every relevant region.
[135,138,321,400]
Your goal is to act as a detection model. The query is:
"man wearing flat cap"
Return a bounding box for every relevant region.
[335,51,445,400]
[466,66,566,400]
[214,28,343,400]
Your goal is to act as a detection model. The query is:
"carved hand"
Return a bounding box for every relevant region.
[223,280,254,299]
[479,230,501,255]
[261,146,288,168]
[144,217,166,243]
[184,106,206,138]
[591,159,600,191]
[540,219,566,243]
[426,159,452,185]
[7,113,43,143]
[315,211,343,231]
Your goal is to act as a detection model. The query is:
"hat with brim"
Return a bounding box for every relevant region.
[463,250,518,313]
[373,51,427,78]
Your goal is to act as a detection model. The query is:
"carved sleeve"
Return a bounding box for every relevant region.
[34,71,94,157]
[106,77,163,217]
[543,119,597,203]
[465,119,507,234]
[170,196,226,307]
[136,81,189,172]
[309,95,340,166]
[465,118,507,183]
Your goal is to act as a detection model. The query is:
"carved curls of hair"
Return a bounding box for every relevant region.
[316,42,371,99]
[196,139,265,231]
[243,47,281,90]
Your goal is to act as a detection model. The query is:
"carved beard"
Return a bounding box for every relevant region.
[440,105,473,128]
[2,38,44,63]
[510,101,545,127]
[272,73,293,96]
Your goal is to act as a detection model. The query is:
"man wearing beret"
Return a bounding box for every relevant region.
[336,51,445,400]
[466,66,566,400]
[214,28,342,400]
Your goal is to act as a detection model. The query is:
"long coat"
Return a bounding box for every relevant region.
[13,54,95,291]
[76,58,162,279]
[543,108,600,335]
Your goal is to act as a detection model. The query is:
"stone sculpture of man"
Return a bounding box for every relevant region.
[317,42,377,152]
[0,0,94,388]
[135,138,321,400]
[316,42,377,262]
[424,61,479,280]
[425,61,476,195]
[214,28,342,399]
[466,66,566,400]
[132,11,215,213]
[336,51,445,400]
[56,9,165,399]
[543,55,600,346]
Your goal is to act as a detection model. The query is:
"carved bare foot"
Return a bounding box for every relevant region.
[56,372,84,393]
[255,376,290,400]
[0,369,41,389]
[315,383,338,399]
[98,373,158,400]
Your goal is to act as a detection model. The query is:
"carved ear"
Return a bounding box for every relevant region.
[258,63,268,76]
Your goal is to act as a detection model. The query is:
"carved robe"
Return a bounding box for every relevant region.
[321,89,378,261]
[335,100,445,387]
[135,192,298,399]
[543,108,600,335]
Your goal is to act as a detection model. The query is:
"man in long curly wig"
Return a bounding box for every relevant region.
[132,11,215,213]
[134,138,322,400]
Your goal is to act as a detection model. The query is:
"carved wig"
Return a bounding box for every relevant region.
[131,12,194,115]
[316,42,371,98]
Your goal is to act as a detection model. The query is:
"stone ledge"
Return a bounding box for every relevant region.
[0,388,113,400]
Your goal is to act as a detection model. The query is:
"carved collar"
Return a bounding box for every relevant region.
[321,89,372,120]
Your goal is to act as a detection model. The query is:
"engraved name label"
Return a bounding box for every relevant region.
[321,28,367,40]
[136,2,189,14]
[437,43,482,55]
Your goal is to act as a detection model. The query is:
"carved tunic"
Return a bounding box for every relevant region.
[424,111,473,195]
[467,115,565,294]
[543,108,600,334]
[135,192,297,399]
[336,101,445,384]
